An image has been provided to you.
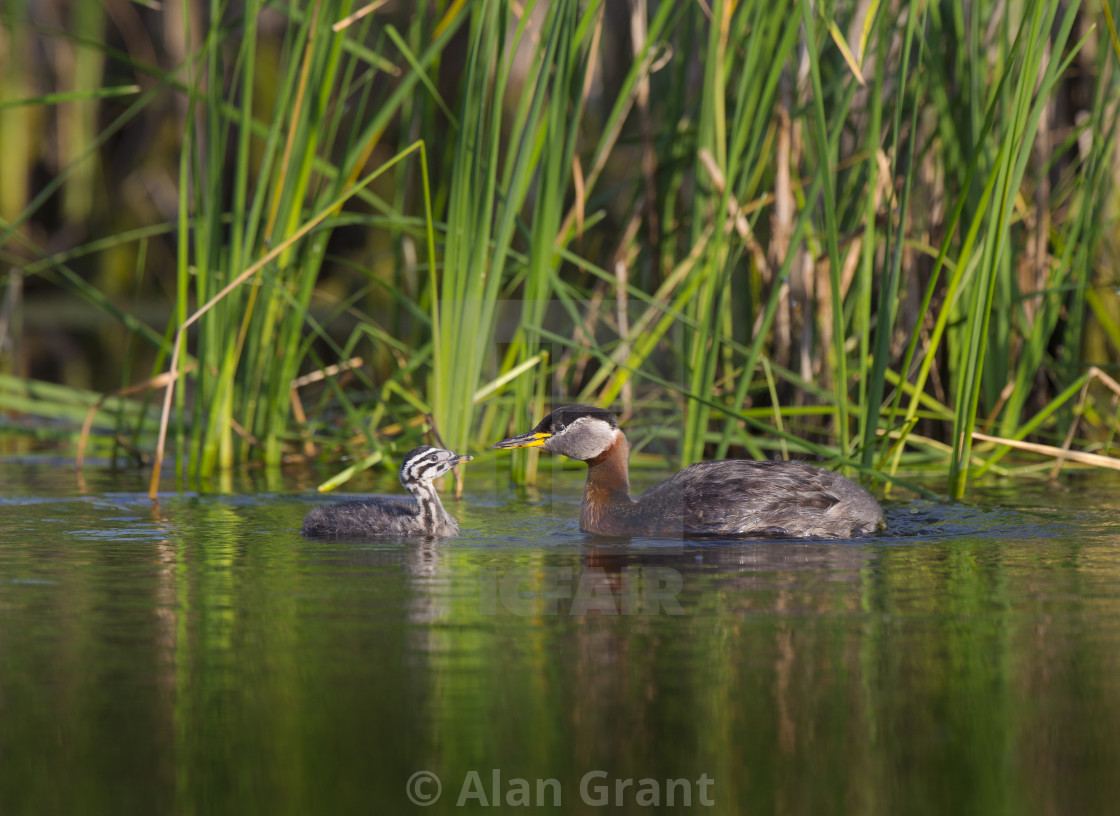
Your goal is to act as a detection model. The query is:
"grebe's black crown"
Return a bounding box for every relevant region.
[491,404,619,456]
[536,404,618,435]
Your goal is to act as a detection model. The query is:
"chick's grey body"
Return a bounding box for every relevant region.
[493,405,884,540]
[301,496,460,538]
[301,445,470,539]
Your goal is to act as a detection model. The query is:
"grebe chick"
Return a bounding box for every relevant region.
[302,445,472,539]
[492,405,884,539]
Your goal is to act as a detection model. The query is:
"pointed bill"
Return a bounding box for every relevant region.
[491,431,551,450]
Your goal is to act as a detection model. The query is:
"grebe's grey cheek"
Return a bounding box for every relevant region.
[546,417,619,461]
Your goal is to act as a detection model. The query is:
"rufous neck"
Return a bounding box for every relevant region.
[584,433,631,501]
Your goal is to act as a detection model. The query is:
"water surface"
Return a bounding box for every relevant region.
[2,461,1119,815]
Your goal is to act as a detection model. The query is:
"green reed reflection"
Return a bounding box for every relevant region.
[1,468,1119,814]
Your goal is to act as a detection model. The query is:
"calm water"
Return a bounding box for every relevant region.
[2,459,1119,815]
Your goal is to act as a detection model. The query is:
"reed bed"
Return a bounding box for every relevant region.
[1,0,1118,497]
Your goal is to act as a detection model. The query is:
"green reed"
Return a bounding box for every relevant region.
[2,0,1118,493]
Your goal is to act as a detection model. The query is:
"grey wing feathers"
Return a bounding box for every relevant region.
[634,460,883,538]
[301,498,421,538]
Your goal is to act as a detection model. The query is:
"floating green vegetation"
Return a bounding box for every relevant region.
[2,0,1119,499]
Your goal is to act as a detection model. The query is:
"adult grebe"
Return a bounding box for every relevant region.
[302,445,472,539]
[492,405,884,539]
